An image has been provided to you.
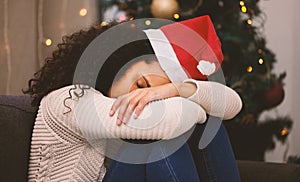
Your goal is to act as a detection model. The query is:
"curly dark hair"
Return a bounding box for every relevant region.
[23,22,156,106]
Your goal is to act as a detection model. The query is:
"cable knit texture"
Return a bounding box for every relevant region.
[28,79,242,181]
[184,79,242,120]
[28,84,205,181]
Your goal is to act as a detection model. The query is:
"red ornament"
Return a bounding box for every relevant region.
[262,82,285,109]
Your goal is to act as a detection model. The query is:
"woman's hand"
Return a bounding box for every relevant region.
[109,83,179,126]
[109,82,197,126]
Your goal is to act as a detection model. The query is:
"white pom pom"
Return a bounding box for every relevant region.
[197,60,216,76]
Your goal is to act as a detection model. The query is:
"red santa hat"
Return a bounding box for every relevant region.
[143,15,224,82]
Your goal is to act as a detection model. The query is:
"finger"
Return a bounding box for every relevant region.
[115,91,142,124]
[134,96,150,118]
[117,98,130,124]
[134,90,162,118]
[110,95,124,116]
[116,118,123,126]
[122,104,135,123]
[122,91,146,123]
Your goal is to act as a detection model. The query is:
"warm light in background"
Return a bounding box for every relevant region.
[3,44,9,50]
[79,8,87,16]
[145,20,151,25]
[101,21,107,26]
[241,6,247,13]
[173,13,180,19]
[247,19,252,25]
[239,1,245,6]
[45,38,52,46]
[258,49,263,54]
[281,128,288,136]
[258,58,264,64]
[247,66,253,73]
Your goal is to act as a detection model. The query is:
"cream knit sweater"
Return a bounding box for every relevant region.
[28,79,242,182]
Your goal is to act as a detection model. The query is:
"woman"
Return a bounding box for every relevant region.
[25,18,241,181]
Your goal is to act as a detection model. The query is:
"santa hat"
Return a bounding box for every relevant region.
[143,15,223,82]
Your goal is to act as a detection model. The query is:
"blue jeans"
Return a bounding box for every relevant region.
[103,119,240,182]
[188,119,241,182]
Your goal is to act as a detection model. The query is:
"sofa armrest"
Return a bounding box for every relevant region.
[0,95,37,182]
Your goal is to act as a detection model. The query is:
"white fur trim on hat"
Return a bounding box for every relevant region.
[143,29,188,82]
[197,60,216,76]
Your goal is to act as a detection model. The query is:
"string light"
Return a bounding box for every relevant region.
[3,43,9,50]
[45,38,52,46]
[37,0,45,67]
[129,17,134,21]
[281,128,288,136]
[247,66,253,73]
[3,0,11,94]
[60,0,68,35]
[79,8,88,16]
[101,21,107,27]
[239,1,245,6]
[173,13,180,19]
[218,1,224,7]
[145,20,151,26]
[241,6,247,13]
[258,58,264,64]
[247,19,252,25]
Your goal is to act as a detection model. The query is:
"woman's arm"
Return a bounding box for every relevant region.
[110,79,242,122]
[44,85,206,140]
[176,79,243,120]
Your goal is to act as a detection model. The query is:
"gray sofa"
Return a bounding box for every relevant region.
[1,95,300,182]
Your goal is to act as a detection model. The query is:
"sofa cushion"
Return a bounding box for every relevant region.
[238,160,300,182]
[0,95,37,182]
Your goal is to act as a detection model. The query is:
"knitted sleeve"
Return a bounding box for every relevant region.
[45,85,207,141]
[183,79,243,120]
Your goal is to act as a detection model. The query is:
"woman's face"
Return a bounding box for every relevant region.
[109,60,170,98]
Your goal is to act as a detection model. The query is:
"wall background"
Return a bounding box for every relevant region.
[0,0,38,95]
[0,0,299,162]
[259,0,300,162]
[0,0,98,95]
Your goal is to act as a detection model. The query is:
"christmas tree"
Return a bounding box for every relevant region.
[97,0,293,161]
